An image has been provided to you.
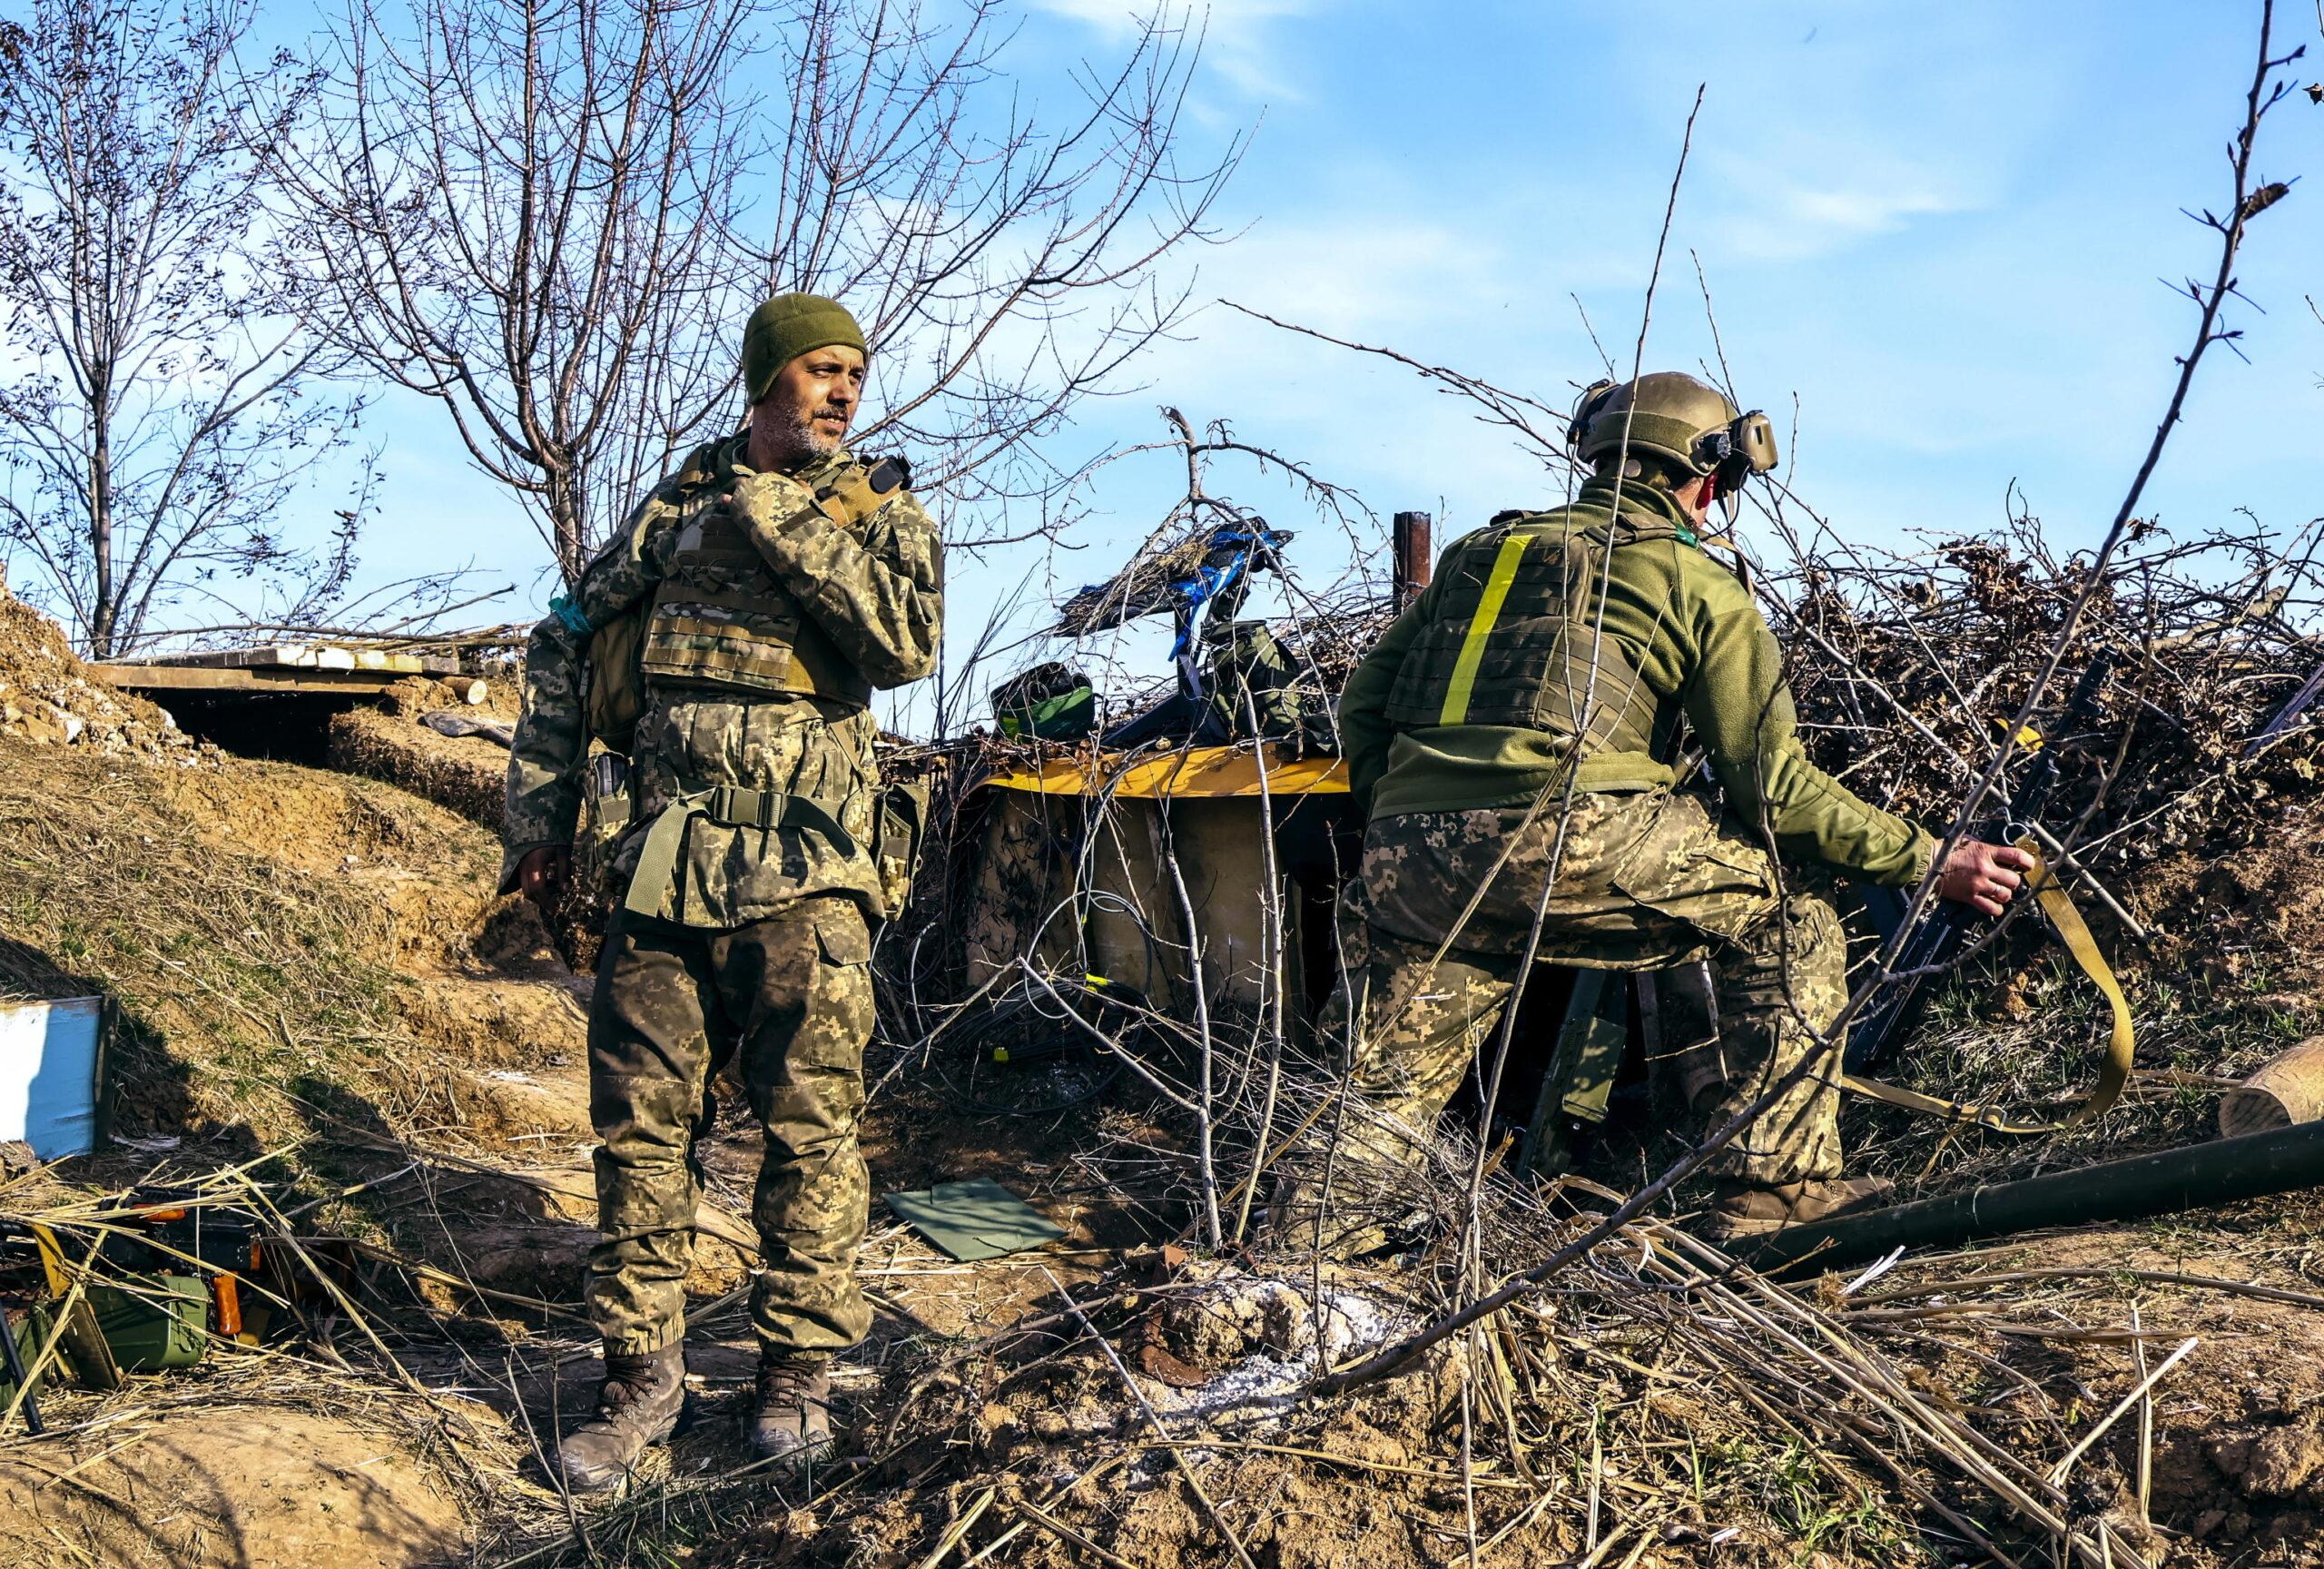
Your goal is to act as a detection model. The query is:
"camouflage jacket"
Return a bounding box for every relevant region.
[1341,479,1933,888]
[501,438,944,926]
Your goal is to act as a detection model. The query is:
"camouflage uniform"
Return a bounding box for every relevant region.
[1327,789,1846,1188]
[586,899,875,1357]
[1308,475,1931,1221]
[504,435,942,1361]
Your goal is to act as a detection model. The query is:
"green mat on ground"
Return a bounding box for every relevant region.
[883,1178,1066,1262]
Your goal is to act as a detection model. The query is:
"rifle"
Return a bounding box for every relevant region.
[1846,652,2115,1072]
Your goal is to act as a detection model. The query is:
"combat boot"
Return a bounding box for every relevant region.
[554,1345,686,1493]
[747,1357,834,1474]
[1701,1175,1894,1241]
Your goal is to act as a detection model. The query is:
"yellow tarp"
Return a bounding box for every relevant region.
[979,744,1347,800]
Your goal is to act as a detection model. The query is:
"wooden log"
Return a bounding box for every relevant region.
[2219,1037,2324,1138]
[1392,511,1432,606]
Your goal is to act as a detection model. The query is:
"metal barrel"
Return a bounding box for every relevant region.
[1733,1116,2324,1275]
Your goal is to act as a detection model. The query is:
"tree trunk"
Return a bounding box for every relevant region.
[547,467,588,587]
[89,413,115,657]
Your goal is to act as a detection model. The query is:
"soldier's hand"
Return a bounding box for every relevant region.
[1936,840,2035,917]
[734,469,817,521]
[517,845,573,912]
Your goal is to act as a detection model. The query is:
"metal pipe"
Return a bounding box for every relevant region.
[1734,1117,2324,1275]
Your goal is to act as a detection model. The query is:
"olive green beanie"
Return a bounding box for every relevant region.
[742,293,868,405]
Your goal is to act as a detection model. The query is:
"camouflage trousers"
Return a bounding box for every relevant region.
[1315,789,1847,1208]
[586,896,875,1362]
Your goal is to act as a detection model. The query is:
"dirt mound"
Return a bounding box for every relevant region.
[393,972,586,1076]
[327,703,508,833]
[2132,1282,2324,1561]
[0,1409,466,1568]
[0,585,212,763]
[2148,804,2324,992]
[0,731,568,1148]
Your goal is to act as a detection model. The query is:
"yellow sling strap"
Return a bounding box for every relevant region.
[1841,841,2134,1135]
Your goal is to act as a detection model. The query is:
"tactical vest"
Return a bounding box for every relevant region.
[584,440,907,750]
[1381,508,1671,756]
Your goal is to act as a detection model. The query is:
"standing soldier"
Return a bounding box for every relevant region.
[503,294,942,1489]
[1291,371,2029,1250]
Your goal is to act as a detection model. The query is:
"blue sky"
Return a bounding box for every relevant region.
[286,2,2324,729]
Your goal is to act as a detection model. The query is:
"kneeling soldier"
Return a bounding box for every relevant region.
[1294,371,2028,1249]
[504,294,942,1487]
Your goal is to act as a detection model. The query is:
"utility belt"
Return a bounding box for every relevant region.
[620,778,862,920]
[584,758,925,923]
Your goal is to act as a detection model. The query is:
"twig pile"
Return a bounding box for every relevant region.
[1766,507,2324,896]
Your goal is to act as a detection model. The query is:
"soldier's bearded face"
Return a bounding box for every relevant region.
[754,346,868,464]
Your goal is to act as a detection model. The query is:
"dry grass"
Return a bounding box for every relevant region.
[0,739,493,1145]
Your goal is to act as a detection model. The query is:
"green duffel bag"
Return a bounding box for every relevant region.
[993,663,1097,742]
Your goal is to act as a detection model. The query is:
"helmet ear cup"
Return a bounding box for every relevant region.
[1699,410,1781,489]
[1568,380,1617,452]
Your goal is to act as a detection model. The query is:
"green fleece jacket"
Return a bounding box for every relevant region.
[1341,479,1935,888]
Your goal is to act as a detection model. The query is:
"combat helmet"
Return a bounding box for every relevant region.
[1568,371,1779,488]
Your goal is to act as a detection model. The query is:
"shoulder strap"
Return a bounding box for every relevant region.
[814,454,911,528]
[674,437,731,493]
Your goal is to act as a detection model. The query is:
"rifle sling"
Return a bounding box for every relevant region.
[1841,840,2132,1135]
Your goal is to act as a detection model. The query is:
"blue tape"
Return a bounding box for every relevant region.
[548,594,592,637]
[1167,556,1251,658]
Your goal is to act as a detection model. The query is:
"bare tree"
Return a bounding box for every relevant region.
[285,0,757,582]
[292,0,1238,585]
[0,0,372,656]
[765,2,1240,547]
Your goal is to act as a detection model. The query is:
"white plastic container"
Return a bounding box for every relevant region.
[0,996,107,1159]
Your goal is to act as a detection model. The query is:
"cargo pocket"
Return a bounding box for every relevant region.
[765,904,873,1091]
[813,904,873,969]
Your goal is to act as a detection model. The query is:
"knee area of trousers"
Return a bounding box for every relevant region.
[1726,896,1844,985]
[590,1074,700,1148]
[1786,894,1845,958]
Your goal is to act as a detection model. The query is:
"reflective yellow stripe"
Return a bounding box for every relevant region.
[1439,535,1530,725]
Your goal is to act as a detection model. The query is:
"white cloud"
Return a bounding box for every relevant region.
[1781,183,1963,238]
[1703,172,1974,263]
[1029,0,1327,104]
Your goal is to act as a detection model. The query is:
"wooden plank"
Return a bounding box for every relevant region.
[87,664,415,696]
[120,646,454,676]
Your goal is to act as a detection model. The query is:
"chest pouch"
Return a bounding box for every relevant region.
[638,495,875,709]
